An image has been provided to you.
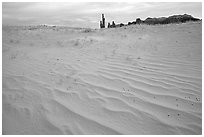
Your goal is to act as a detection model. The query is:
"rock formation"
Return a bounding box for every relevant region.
[108,21,116,28]
[143,14,200,25]
[136,18,142,24]
[108,22,111,28]
[101,14,200,29]
[112,21,115,27]
[100,14,105,28]
[126,14,200,26]
[119,23,124,27]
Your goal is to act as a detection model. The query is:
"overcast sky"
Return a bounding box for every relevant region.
[2,2,202,28]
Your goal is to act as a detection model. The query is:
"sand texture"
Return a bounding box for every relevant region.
[2,22,202,134]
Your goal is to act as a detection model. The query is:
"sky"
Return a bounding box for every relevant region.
[2,2,202,28]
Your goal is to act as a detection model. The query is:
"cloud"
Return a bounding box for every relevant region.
[2,2,202,28]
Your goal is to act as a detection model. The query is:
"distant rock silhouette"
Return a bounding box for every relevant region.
[103,14,201,29]
[108,22,111,28]
[108,21,116,28]
[119,23,124,27]
[100,21,103,28]
[100,14,105,28]
[115,23,124,28]
[139,14,200,25]
[112,21,116,27]
[136,18,142,24]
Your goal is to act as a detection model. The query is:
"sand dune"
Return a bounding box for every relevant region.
[2,22,202,134]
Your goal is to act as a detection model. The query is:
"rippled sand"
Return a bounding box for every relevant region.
[2,22,202,134]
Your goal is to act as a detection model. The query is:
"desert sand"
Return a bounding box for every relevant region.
[2,21,202,134]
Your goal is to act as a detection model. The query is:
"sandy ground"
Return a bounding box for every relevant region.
[2,22,202,135]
